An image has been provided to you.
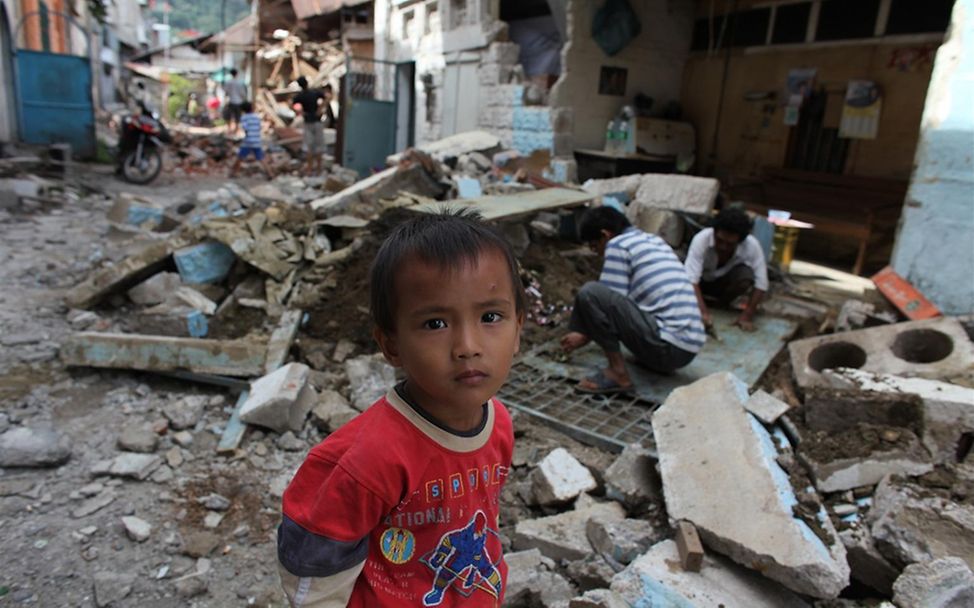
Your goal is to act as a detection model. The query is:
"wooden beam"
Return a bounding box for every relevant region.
[60,332,267,377]
[675,520,704,572]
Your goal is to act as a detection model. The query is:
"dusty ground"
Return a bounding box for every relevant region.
[0,166,613,607]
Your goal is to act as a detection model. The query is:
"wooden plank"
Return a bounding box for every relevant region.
[675,520,704,572]
[60,332,267,377]
[409,187,593,222]
[217,389,250,454]
[265,309,303,373]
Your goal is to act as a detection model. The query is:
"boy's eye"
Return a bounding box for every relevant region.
[482,312,503,323]
[423,319,447,330]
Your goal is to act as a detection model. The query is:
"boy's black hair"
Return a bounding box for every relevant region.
[297,76,308,89]
[241,101,253,113]
[369,208,526,334]
[712,206,753,242]
[578,205,631,242]
[230,68,238,77]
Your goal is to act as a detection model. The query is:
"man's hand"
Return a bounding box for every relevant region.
[733,316,756,332]
[702,310,713,330]
[560,332,590,354]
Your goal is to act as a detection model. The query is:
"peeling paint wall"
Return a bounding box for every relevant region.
[891,0,974,315]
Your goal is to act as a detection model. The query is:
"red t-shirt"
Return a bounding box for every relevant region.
[280,390,514,607]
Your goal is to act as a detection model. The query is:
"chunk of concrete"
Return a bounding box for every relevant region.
[240,363,315,434]
[531,447,597,506]
[162,395,207,431]
[121,515,152,542]
[625,205,684,248]
[344,354,396,411]
[892,557,974,608]
[800,429,933,493]
[653,372,849,599]
[788,317,974,389]
[632,174,719,215]
[310,389,359,432]
[127,272,183,306]
[868,475,974,570]
[804,385,924,434]
[839,526,899,596]
[505,548,570,606]
[610,540,811,608]
[513,501,625,562]
[565,554,615,592]
[568,589,629,608]
[746,389,792,425]
[585,517,660,565]
[100,453,162,480]
[824,368,974,464]
[603,443,659,511]
[0,427,71,467]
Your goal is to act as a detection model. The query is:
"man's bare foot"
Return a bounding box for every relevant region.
[560,331,590,353]
[577,367,633,393]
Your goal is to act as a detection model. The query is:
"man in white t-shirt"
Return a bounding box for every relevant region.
[223,68,247,136]
[684,207,768,332]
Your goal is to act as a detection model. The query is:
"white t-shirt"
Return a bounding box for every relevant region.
[684,227,769,291]
[225,78,246,105]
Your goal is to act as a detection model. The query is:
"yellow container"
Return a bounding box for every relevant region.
[772,225,800,271]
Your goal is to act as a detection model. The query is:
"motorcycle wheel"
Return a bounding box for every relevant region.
[120,147,163,184]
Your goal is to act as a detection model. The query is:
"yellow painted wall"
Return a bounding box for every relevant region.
[682,41,938,181]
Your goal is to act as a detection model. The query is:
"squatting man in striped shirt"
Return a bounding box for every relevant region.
[560,206,706,394]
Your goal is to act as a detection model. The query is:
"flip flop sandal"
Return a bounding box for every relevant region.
[576,370,633,395]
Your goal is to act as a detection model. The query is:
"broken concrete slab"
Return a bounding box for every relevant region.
[610,540,811,608]
[311,162,448,217]
[603,443,659,511]
[505,546,576,608]
[803,386,924,434]
[411,187,593,222]
[585,517,659,565]
[239,363,315,434]
[566,554,615,592]
[824,368,974,464]
[868,475,974,570]
[513,501,625,562]
[799,428,933,493]
[788,317,974,388]
[387,130,501,164]
[264,309,303,374]
[892,557,974,608]
[60,332,267,377]
[568,589,629,608]
[840,526,899,596]
[531,447,597,506]
[746,389,792,425]
[66,237,191,309]
[625,205,684,248]
[96,453,162,480]
[632,174,719,215]
[653,372,849,598]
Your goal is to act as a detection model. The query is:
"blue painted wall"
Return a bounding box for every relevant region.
[891,0,974,315]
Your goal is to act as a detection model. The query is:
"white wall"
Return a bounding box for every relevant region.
[0,0,16,144]
[549,0,694,150]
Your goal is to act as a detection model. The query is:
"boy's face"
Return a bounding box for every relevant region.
[374,249,523,431]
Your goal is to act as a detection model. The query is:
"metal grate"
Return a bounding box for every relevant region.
[498,362,659,455]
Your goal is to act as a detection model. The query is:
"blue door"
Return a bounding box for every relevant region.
[14,13,95,158]
[341,58,414,177]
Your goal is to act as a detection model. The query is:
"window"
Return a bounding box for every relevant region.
[402,9,415,39]
[816,0,880,41]
[425,1,438,35]
[886,0,954,34]
[771,2,811,44]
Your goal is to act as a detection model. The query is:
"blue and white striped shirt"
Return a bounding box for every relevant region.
[600,227,706,353]
[241,113,263,148]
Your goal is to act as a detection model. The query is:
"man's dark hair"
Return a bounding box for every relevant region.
[323,84,333,93]
[297,76,308,89]
[241,101,253,113]
[578,206,631,242]
[712,206,753,242]
[369,208,526,334]
[230,68,238,77]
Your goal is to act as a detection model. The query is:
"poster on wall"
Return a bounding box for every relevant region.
[783,68,816,126]
[839,80,883,139]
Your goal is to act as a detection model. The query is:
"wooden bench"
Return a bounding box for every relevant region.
[740,168,907,275]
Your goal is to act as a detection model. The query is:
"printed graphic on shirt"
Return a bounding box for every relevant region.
[380,527,416,564]
[420,511,503,606]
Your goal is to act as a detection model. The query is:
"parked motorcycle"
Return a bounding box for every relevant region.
[117,100,172,184]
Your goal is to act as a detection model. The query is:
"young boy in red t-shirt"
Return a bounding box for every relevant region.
[278,209,525,607]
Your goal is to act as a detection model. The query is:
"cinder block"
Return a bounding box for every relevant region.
[788,317,974,389]
[173,241,236,285]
